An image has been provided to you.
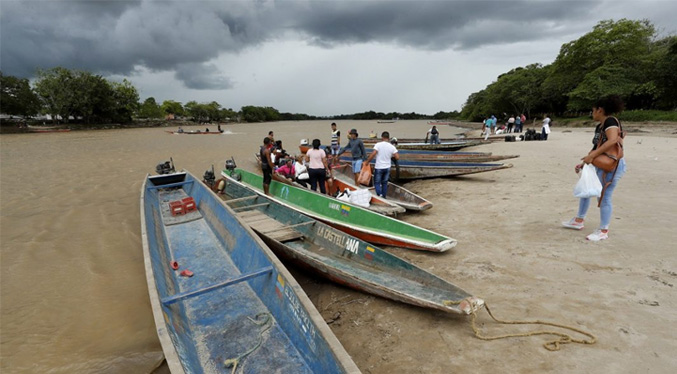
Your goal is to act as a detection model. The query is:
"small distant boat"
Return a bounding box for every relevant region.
[360,159,513,181]
[26,125,70,133]
[141,170,359,373]
[361,137,503,144]
[427,121,454,126]
[165,130,222,135]
[331,164,433,212]
[377,118,399,123]
[212,175,484,315]
[222,167,457,252]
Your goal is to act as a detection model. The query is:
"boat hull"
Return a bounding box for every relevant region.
[222,168,456,252]
[141,172,359,373]
[216,177,482,315]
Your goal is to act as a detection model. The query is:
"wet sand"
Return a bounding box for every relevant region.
[1,121,676,373]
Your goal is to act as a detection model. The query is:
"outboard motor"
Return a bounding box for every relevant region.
[225,157,237,172]
[156,158,175,175]
[203,165,216,187]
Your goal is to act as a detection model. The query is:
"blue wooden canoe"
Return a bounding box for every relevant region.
[212,175,484,315]
[221,168,456,252]
[140,171,360,373]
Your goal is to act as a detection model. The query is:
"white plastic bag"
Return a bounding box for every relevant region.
[348,189,371,208]
[573,164,602,198]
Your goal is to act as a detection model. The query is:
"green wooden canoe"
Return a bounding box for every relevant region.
[221,168,456,252]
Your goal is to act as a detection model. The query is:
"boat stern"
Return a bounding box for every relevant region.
[434,238,457,252]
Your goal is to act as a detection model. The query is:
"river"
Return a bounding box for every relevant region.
[0,120,464,373]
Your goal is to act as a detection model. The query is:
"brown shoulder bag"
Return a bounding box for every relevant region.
[592,117,624,173]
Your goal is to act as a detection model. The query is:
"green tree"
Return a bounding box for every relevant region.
[544,19,655,112]
[33,67,76,123]
[138,97,164,119]
[161,100,184,117]
[0,72,41,117]
[109,79,139,122]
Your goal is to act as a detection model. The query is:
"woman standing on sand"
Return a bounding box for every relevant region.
[562,95,627,241]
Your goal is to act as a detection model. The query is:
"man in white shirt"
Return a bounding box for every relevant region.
[365,131,399,198]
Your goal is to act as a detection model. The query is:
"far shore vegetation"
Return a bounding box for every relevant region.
[1,18,675,132]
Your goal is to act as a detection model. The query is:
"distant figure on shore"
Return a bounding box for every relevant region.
[491,115,497,134]
[205,128,210,132]
[365,131,399,198]
[369,130,377,138]
[338,128,367,185]
[218,124,223,133]
[177,127,184,133]
[260,137,275,196]
[426,125,440,144]
[507,116,515,133]
[514,115,522,133]
[541,115,551,141]
[562,95,626,241]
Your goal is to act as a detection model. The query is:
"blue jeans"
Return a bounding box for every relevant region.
[374,168,390,197]
[430,134,440,144]
[577,159,626,229]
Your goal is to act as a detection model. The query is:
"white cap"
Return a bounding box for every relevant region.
[300,139,309,145]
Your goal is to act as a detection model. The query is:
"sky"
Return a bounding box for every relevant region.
[1,0,676,116]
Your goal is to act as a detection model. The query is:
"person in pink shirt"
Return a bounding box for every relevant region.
[304,139,332,194]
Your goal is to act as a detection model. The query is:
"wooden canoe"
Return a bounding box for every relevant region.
[336,148,519,163]
[140,171,360,373]
[221,168,457,252]
[360,159,513,181]
[165,130,223,135]
[331,164,433,212]
[215,176,483,315]
[253,154,405,216]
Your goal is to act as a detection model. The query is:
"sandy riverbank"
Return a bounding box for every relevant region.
[292,124,677,373]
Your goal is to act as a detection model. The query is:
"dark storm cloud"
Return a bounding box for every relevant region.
[175,63,234,90]
[0,0,634,89]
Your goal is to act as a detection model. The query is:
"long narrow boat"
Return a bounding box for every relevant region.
[360,136,504,143]
[141,171,360,373]
[221,168,456,252]
[363,159,513,181]
[331,164,433,212]
[364,140,483,151]
[337,148,519,163]
[253,154,405,216]
[213,175,483,315]
[165,130,223,135]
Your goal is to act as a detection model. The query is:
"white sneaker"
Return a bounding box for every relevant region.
[586,230,609,241]
[562,218,584,230]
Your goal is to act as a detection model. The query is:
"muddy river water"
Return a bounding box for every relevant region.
[0,120,460,373]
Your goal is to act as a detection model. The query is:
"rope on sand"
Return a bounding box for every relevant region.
[447,299,597,351]
[224,312,273,373]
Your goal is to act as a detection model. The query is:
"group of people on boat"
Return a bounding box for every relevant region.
[258,123,400,199]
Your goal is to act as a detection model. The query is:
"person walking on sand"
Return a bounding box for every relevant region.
[483,117,491,140]
[365,131,399,198]
[507,115,515,133]
[562,95,627,241]
[338,129,367,185]
[260,137,275,196]
[305,138,332,195]
[541,115,551,140]
[329,122,341,165]
[514,115,522,133]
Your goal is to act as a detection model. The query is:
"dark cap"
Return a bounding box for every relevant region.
[349,128,358,135]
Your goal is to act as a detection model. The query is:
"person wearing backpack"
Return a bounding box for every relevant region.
[562,95,627,241]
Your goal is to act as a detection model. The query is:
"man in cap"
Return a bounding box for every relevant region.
[338,128,367,185]
[364,131,399,197]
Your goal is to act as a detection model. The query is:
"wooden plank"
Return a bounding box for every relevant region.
[238,210,304,242]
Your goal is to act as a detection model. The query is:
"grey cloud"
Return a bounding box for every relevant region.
[0,0,663,88]
[175,63,234,90]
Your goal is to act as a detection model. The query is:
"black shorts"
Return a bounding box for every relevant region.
[262,167,272,185]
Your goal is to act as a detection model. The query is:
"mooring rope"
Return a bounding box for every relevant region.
[446,299,596,351]
[224,312,273,374]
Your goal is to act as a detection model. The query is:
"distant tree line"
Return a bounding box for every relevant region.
[2,68,462,125]
[460,19,677,121]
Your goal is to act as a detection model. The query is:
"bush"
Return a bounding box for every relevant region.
[617,110,677,122]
